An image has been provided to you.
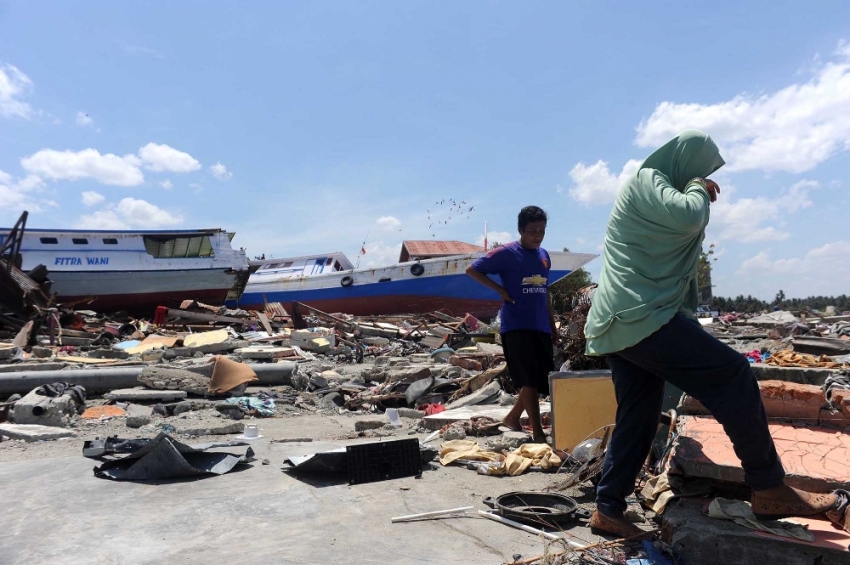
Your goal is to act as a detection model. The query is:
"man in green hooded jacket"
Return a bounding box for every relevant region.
[585,130,837,537]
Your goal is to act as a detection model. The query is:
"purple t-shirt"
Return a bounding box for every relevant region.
[471,241,551,334]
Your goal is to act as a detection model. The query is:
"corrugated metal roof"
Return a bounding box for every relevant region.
[402,240,484,258]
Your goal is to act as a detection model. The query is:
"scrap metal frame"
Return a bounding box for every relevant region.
[0,211,27,272]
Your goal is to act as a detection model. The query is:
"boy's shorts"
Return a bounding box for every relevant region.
[501,329,554,395]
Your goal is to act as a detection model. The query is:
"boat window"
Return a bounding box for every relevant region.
[72,238,88,244]
[199,237,213,257]
[40,237,59,244]
[281,261,293,268]
[310,258,326,275]
[334,261,341,271]
[326,257,333,265]
[103,238,118,244]
[143,236,214,259]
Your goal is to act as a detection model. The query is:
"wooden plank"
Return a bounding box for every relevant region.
[257,312,274,335]
[57,356,121,365]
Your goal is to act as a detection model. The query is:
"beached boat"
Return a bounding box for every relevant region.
[227,242,597,319]
[2,227,249,313]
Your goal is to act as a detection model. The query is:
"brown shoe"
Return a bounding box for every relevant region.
[826,490,850,533]
[752,485,837,520]
[589,510,648,538]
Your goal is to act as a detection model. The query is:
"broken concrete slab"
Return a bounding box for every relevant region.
[175,422,245,436]
[385,366,433,383]
[669,416,850,492]
[30,346,53,359]
[234,346,293,360]
[445,380,501,409]
[443,422,466,440]
[12,389,78,428]
[663,498,850,565]
[320,392,344,410]
[354,419,386,432]
[59,336,93,347]
[104,388,188,402]
[751,364,842,386]
[172,400,216,415]
[485,431,532,451]
[423,402,551,430]
[88,349,131,360]
[140,350,165,363]
[397,408,426,419]
[125,404,153,428]
[792,336,850,356]
[0,423,77,441]
[138,367,211,396]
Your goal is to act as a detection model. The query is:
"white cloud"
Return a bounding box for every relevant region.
[75,197,183,229]
[138,143,201,173]
[74,209,129,230]
[75,112,93,127]
[706,179,814,243]
[20,143,201,187]
[0,64,34,119]
[635,42,850,173]
[21,148,145,186]
[564,159,641,206]
[209,162,232,181]
[376,215,401,232]
[116,197,183,227]
[81,191,105,207]
[362,240,401,268]
[190,182,202,194]
[475,230,514,247]
[0,170,56,223]
[159,179,173,190]
[735,241,850,297]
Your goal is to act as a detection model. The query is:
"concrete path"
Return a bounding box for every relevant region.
[0,439,600,565]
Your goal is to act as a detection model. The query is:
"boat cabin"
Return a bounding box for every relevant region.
[252,252,354,278]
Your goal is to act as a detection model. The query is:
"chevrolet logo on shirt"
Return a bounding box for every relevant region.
[521,275,548,286]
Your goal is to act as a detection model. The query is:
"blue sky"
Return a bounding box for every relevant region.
[1,1,849,299]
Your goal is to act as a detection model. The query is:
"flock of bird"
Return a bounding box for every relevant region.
[427,198,475,237]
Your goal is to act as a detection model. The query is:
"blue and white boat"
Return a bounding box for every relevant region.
[227,243,596,319]
[2,227,250,313]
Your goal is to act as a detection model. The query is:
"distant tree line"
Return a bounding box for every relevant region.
[712,291,850,314]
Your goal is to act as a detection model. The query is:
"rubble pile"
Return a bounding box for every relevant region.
[0,297,525,443]
[557,302,608,372]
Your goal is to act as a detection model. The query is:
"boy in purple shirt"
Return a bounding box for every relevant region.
[466,206,557,442]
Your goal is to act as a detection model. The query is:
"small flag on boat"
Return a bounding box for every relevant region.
[361,246,366,254]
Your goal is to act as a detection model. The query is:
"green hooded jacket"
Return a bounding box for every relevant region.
[585,130,725,356]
